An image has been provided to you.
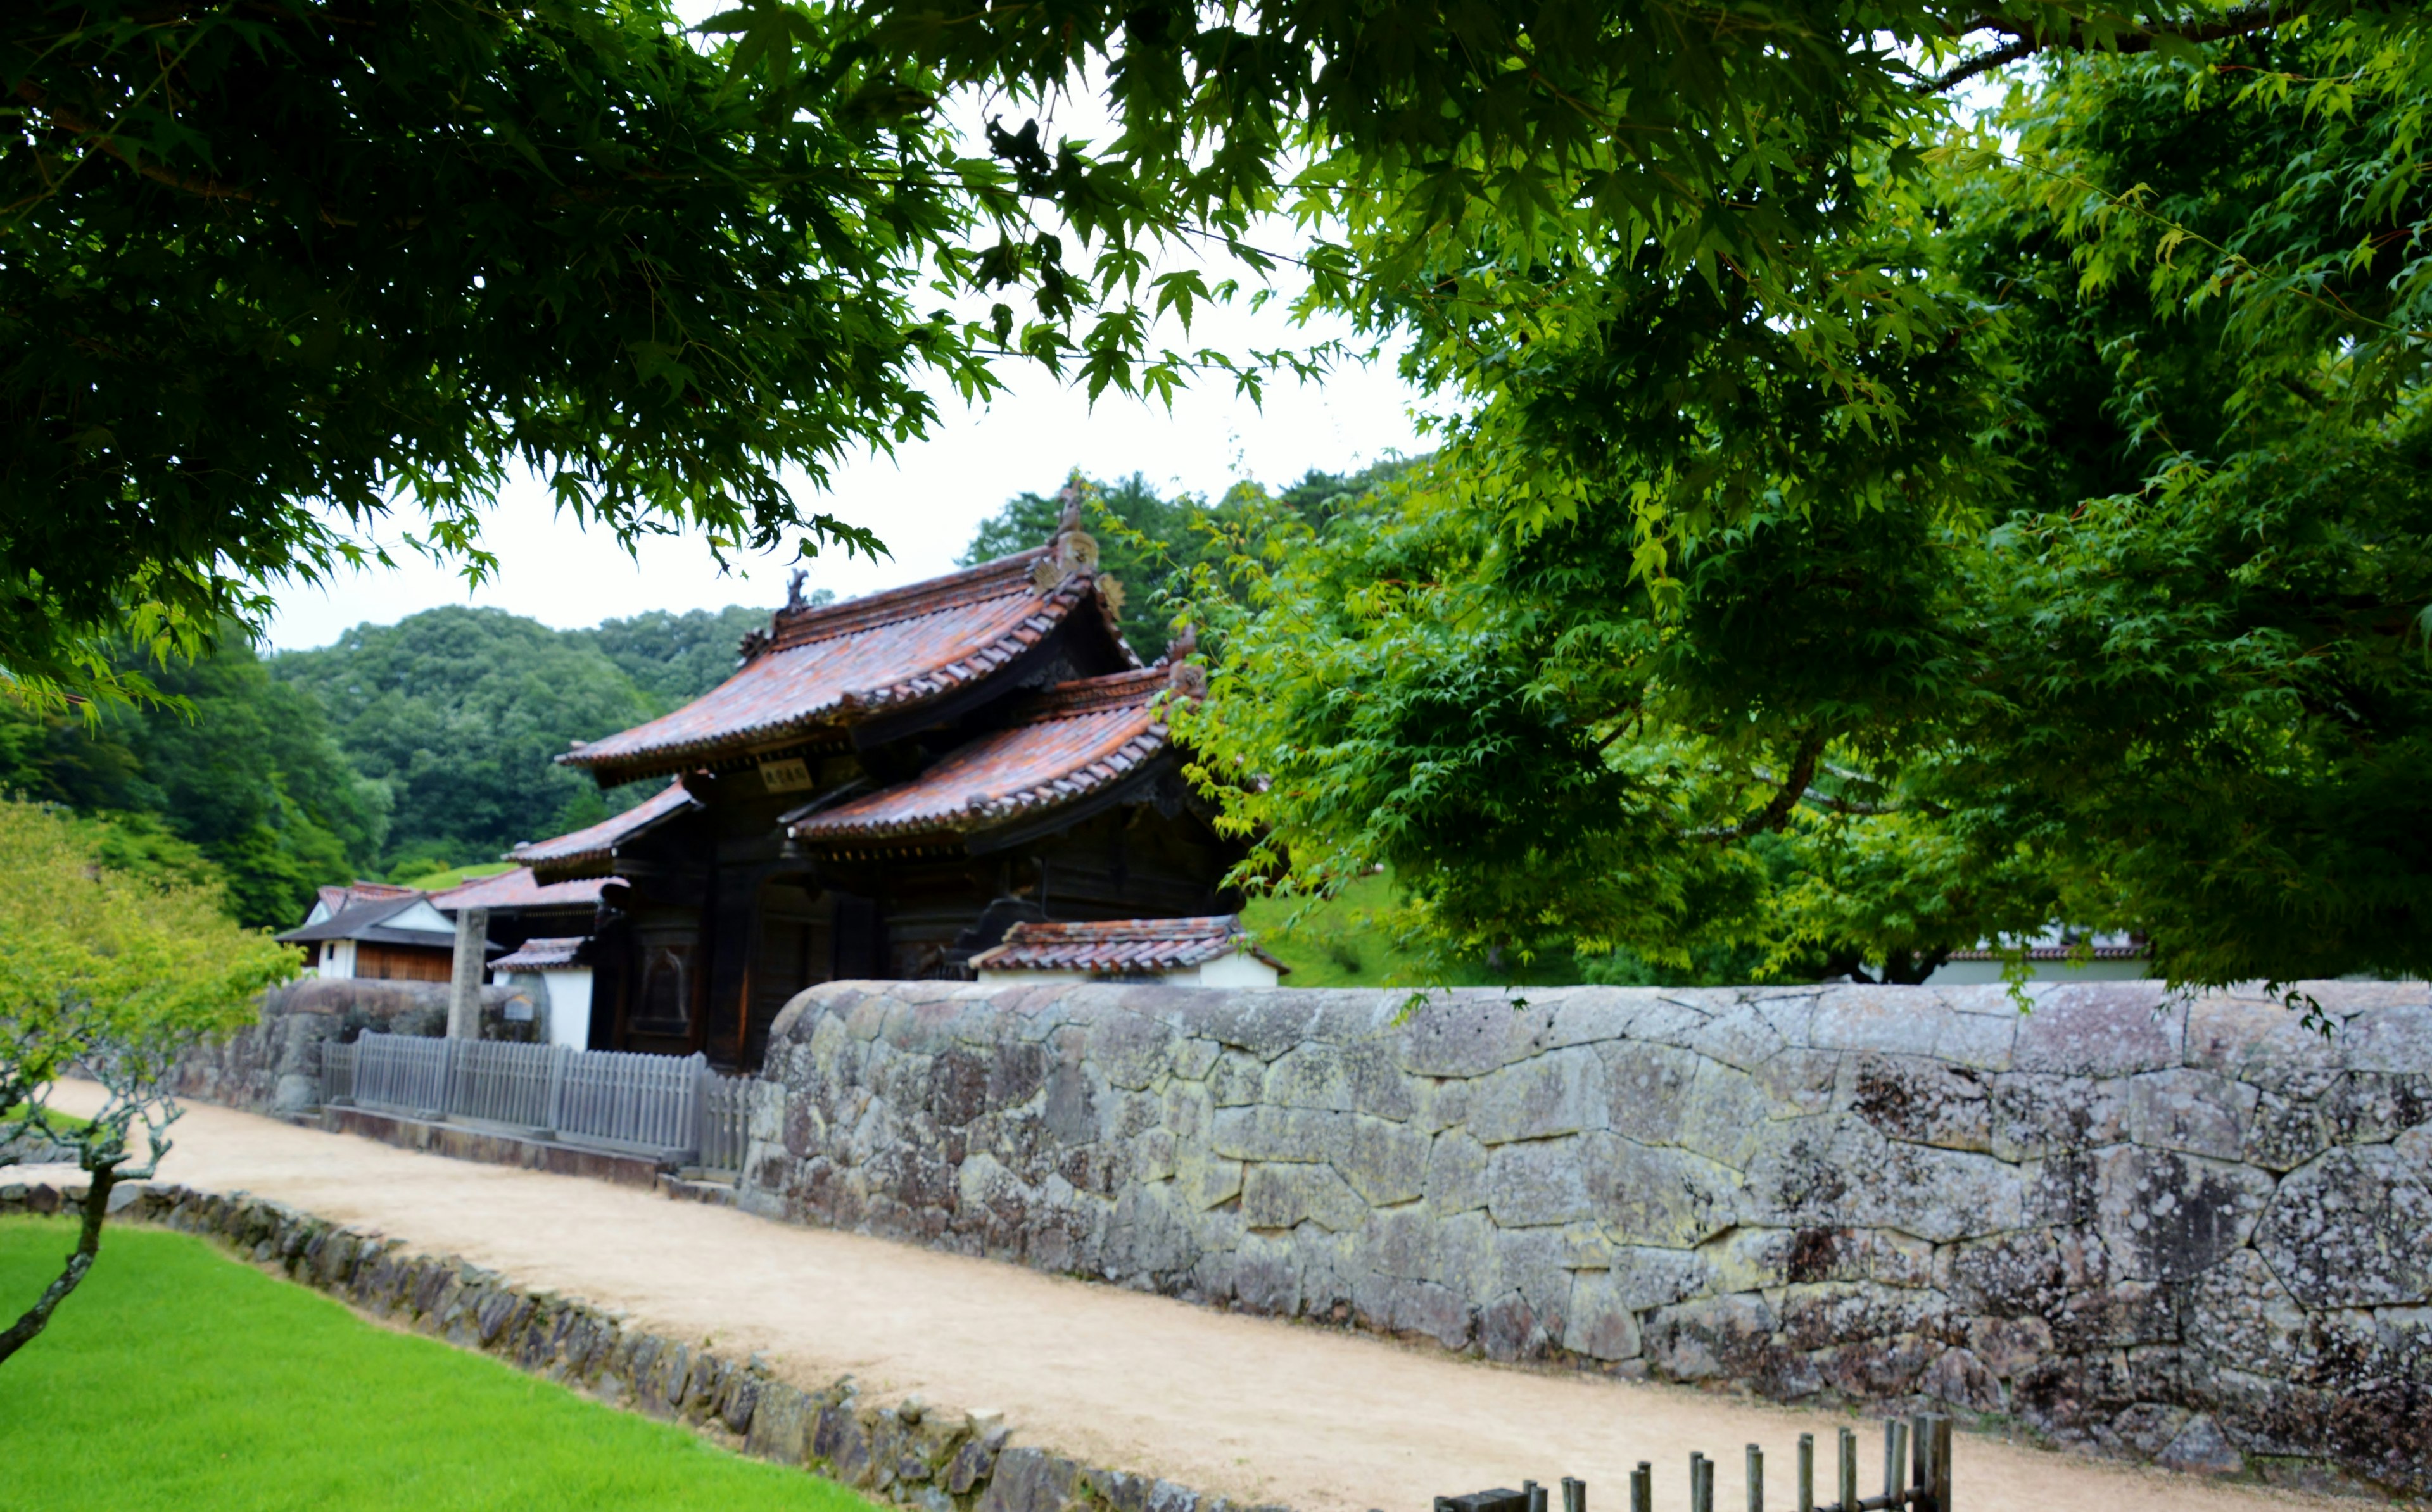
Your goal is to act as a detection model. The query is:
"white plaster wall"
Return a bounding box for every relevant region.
[1194,952,1280,988]
[542,967,593,1050]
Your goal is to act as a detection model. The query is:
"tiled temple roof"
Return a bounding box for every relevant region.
[509,781,696,879]
[430,867,609,914]
[968,916,1286,976]
[311,881,420,920]
[558,543,1133,784]
[790,668,1174,847]
[490,936,590,971]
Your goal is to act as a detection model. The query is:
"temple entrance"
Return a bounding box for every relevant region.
[737,878,830,1070]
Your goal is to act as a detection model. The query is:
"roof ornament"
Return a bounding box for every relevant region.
[1032,482,1100,593]
[785,565,811,612]
[1166,621,1207,700]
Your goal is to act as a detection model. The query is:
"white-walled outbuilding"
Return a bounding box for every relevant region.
[970,916,1287,988]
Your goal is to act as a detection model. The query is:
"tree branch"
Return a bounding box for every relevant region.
[1922,5,2296,96]
[1727,730,1827,840]
[0,1159,118,1367]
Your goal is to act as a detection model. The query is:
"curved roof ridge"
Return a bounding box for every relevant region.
[1013,666,1172,723]
[767,548,1049,653]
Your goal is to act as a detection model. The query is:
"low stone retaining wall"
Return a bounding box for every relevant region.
[741,980,2431,1499]
[0,1181,1265,1512]
[172,978,538,1116]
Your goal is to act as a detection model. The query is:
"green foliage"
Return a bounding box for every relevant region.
[1174,16,2432,990]
[961,464,1415,659]
[0,639,384,928]
[0,798,291,1073]
[0,0,1013,705]
[574,605,822,715]
[270,607,663,871]
[0,1220,882,1509]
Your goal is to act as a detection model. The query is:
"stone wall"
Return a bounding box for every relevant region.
[742,980,2431,1499]
[171,978,538,1116]
[0,1181,1260,1512]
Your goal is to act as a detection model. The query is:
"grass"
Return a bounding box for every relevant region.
[1,1103,87,1135]
[0,1218,872,1511]
[1240,871,1600,990]
[393,860,517,891]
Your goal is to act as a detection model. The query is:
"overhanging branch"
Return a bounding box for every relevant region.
[1923,4,2295,96]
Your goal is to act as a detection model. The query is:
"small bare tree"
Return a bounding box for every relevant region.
[0,798,295,1367]
[0,1016,194,1363]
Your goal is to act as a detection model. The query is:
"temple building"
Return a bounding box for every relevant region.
[505,498,1245,1068]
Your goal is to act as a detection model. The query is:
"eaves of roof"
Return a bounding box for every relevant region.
[509,781,697,881]
[789,668,1174,848]
[431,867,609,913]
[491,936,590,971]
[277,896,449,945]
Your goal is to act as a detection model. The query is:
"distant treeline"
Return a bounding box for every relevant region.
[0,465,1407,930]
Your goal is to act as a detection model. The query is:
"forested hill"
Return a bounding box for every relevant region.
[270,603,792,882]
[0,604,781,929]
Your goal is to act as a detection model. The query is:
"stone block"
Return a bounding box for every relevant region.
[2093,1147,2275,1283]
[1919,1345,2004,1413]
[1562,1269,1645,1361]
[2157,1414,2245,1477]
[1806,986,1949,1058]
[1209,1104,1339,1162]
[1424,1130,1488,1215]
[1643,1293,1777,1381]
[1398,993,1551,1078]
[1240,1162,1367,1233]
[1580,1134,1741,1248]
[976,1447,1082,1512]
[1175,1150,1242,1211]
[1483,1139,1593,1228]
[2013,986,2182,1076]
[1662,994,1796,1072]
[1464,1046,1605,1145]
[1263,1040,1415,1121]
[1606,1246,1713,1311]
[2127,1069,2255,1160]
[1193,993,1323,1063]
[2240,1089,2327,1173]
[1675,1061,1780,1168]
[1333,1116,1429,1206]
[1087,1013,1177,1092]
[1745,1047,1842,1118]
[1844,1055,1992,1153]
[1601,1043,1700,1145]
[2256,1145,2432,1307]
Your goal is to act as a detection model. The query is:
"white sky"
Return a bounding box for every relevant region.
[264,325,1427,650]
[263,51,1433,652]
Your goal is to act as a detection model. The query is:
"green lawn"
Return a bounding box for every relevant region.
[393,860,517,891]
[1241,871,1607,990]
[0,1218,865,1511]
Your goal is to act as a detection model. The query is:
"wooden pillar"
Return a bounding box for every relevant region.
[447,906,488,1040]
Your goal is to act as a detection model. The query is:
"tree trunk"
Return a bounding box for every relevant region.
[0,1162,118,1366]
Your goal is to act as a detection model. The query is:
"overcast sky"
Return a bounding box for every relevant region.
[265,318,1428,650]
[262,65,1433,651]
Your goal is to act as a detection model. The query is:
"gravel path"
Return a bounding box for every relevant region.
[38,1083,2334,1512]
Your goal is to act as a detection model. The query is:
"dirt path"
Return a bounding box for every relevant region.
[30,1083,2336,1512]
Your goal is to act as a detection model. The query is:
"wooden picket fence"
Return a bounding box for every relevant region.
[1436,1417,1952,1512]
[323,1032,754,1172]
